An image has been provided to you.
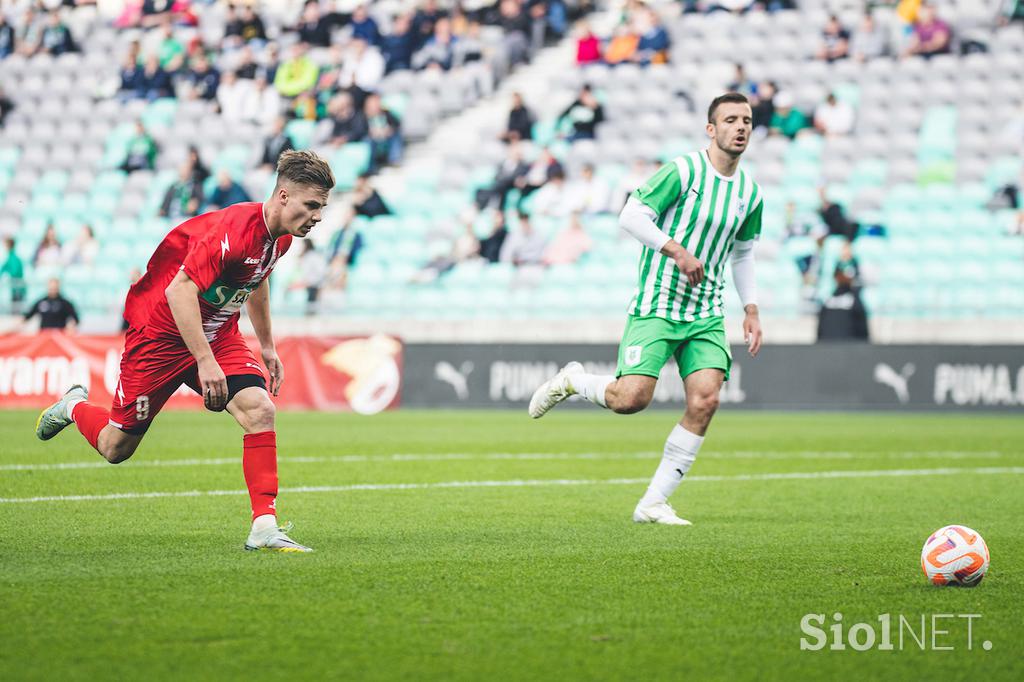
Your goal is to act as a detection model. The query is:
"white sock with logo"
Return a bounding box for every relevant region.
[572,374,614,408]
[640,425,704,506]
[65,398,84,421]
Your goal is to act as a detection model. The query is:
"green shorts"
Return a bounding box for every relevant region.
[615,315,732,381]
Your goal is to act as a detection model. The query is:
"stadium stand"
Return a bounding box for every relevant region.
[0,0,1022,331]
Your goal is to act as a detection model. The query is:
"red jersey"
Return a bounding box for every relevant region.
[125,202,292,343]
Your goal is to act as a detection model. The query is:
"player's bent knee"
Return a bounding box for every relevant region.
[103,440,138,464]
[688,392,720,417]
[613,390,652,415]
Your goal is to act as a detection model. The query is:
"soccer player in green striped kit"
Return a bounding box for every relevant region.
[529,93,764,526]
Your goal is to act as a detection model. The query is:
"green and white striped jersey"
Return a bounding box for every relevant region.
[628,149,763,322]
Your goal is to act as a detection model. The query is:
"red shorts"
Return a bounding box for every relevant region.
[109,329,266,434]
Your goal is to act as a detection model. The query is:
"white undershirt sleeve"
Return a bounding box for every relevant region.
[730,239,758,308]
[619,195,672,253]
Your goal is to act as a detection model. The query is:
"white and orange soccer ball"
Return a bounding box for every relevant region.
[921,525,990,586]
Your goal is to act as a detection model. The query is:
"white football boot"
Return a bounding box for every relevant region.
[633,501,693,526]
[35,384,88,441]
[245,518,313,553]
[528,361,584,419]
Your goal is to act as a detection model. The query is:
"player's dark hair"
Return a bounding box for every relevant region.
[276,150,335,193]
[707,92,750,124]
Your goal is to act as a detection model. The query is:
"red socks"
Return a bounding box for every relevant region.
[72,402,110,451]
[243,431,279,520]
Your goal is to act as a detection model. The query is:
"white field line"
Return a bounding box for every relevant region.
[2,467,1023,504]
[0,450,1013,473]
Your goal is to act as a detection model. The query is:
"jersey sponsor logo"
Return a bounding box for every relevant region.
[201,279,255,309]
[625,345,643,366]
[244,257,261,265]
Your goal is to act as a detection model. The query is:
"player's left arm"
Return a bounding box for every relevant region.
[732,197,764,357]
[245,278,283,396]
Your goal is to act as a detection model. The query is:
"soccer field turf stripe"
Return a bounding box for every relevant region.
[2,466,1023,504]
[0,450,1011,472]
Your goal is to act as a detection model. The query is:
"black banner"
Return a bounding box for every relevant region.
[402,344,1024,411]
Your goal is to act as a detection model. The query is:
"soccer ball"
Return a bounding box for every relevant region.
[921,525,989,586]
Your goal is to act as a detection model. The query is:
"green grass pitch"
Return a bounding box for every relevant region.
[1,409,1022,681]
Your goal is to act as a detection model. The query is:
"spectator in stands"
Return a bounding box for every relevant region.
[411,0,446,51]
[635,7,670,65]
[558,84,604,141]
[904,3,951,58]
[769,91,808,139]
[350,4,382,46]
[23,278,79,333]
[1,237,26,314]
[119,120,158,172]
[260,116,294,169]
[575,20,601,65]
[497,0,531,68]
[119,52,145,100]
[156,18,185,71]
[326,207,364,290]
[274,42,320,98]
[217,69,250,121]
[543,213,593,266]
[14,8,41,57]
[567,163,611,215]
[234,45,258,79]
[515,147,563,209]
[478,211,508,263]
[816,15,850,62]
[851,10,888,61]
[240,74,281,129]
[160,162,204,220]
[0,85,14,127]
[290,240,329,315]
[352,174,392,217]
[604,24,639,65]
[413,16,458,70]
[295,0,335,48]
[727,63,757,98]
[502,92,534,142]
[454,21,491,90]
[382,12,416,72]
[500,212,547,266]
[751,81,777,133]
[531,167,572,217]
[364,93,403,171]
[224,4,267,47]
[336,38,386,99]
[261,41,281,82]
[185,52,221,101]
[0,13,15,59]
[139,54,172,100]
[39,10,76,56]
[187,146,210,186]
[476,141,529,211]
[205,171,251,211]
[322,91,368,147]
[818,187,859,241]
[813,93,855,137]
[817,242,869,342]
[62,225,99,267]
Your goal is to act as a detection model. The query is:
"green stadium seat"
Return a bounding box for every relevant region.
[285,120,316,150]
[0,147,20,170]
[142,98,178,128]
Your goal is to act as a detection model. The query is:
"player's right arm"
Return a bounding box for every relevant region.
[619,161,704,285]
[165,270,228,410]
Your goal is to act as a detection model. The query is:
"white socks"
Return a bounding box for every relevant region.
[65,398,84,421]
[640,424,704,506]
[573,373,614,408]
[252,514,278,532]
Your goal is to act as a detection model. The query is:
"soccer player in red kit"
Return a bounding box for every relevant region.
[35,150,335,552]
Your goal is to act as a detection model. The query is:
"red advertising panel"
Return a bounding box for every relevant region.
[0,333,402,414]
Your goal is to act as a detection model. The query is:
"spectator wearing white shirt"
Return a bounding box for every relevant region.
[530,168,572,218]
[814,93,854,137]
[240,74,282,130]
[499,212,547,267]
[217,70,253,123]
[337,38,386,97]
[565,163,611,215]
[62,225,99,267]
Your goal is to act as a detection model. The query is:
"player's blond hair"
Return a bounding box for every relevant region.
[276,150,335,192]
